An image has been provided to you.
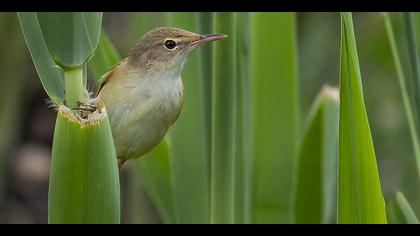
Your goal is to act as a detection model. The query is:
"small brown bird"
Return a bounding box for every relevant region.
[94,27,226,168]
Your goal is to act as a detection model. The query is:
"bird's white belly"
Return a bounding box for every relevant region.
[105,76,183,160]
[111,106,169,159]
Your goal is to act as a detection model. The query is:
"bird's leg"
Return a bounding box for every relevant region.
[69,99,102,119]
[71,105,92,119]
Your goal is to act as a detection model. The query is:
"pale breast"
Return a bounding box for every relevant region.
[100,72,184,160]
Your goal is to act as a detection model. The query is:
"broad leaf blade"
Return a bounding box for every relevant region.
[338,12,387,224]
[37,12,102,68]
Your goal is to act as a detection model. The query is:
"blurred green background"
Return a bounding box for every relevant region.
[0,12,418,223]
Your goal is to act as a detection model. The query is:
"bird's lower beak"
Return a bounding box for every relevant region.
[189,34,227,47]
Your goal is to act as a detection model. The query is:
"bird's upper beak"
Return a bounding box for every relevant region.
[189,34,227,47]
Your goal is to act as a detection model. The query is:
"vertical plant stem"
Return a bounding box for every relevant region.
[385,13,420,179]
[64,67,88,108]
[235,12,251,224]
[211,12,237,224]
[197,12,213,188]
[250,12,299,223]
[404,12,420,123]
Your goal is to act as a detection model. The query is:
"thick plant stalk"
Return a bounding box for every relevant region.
[64,67,88,108]
[48,105,120,224]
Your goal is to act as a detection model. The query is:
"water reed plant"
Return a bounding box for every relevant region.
[12,12,419,224]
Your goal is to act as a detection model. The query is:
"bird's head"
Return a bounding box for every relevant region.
[128,27,226,74]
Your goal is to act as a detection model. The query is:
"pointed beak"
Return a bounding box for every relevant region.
[189,34,227,47]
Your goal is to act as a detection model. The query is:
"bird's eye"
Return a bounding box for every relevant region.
[164,40,176,50]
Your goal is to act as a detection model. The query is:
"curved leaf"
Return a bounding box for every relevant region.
[17,12,64,104]
[293,86,339,224]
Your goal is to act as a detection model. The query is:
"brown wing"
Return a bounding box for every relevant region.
[95,58,127,96]
[170,90,184,125]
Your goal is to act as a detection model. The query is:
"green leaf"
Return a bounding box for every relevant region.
[48,106,120,224]
[37,12,102,69]
[386,192,420,224]
[250,12,299,223]
[89,30,121,84]
[234,12,252,224]
[211,12,237,224]
[64,67,89,108]
[18,12,100,107]
[166,12,209,224]
[17,12,64,104]
[135,138,175,224]
[120,166,158,224]
[338,12,387,224]
[197,12,213,187]
[384,12,420,180]
[404,13,420,127]
[292,86,339,224]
